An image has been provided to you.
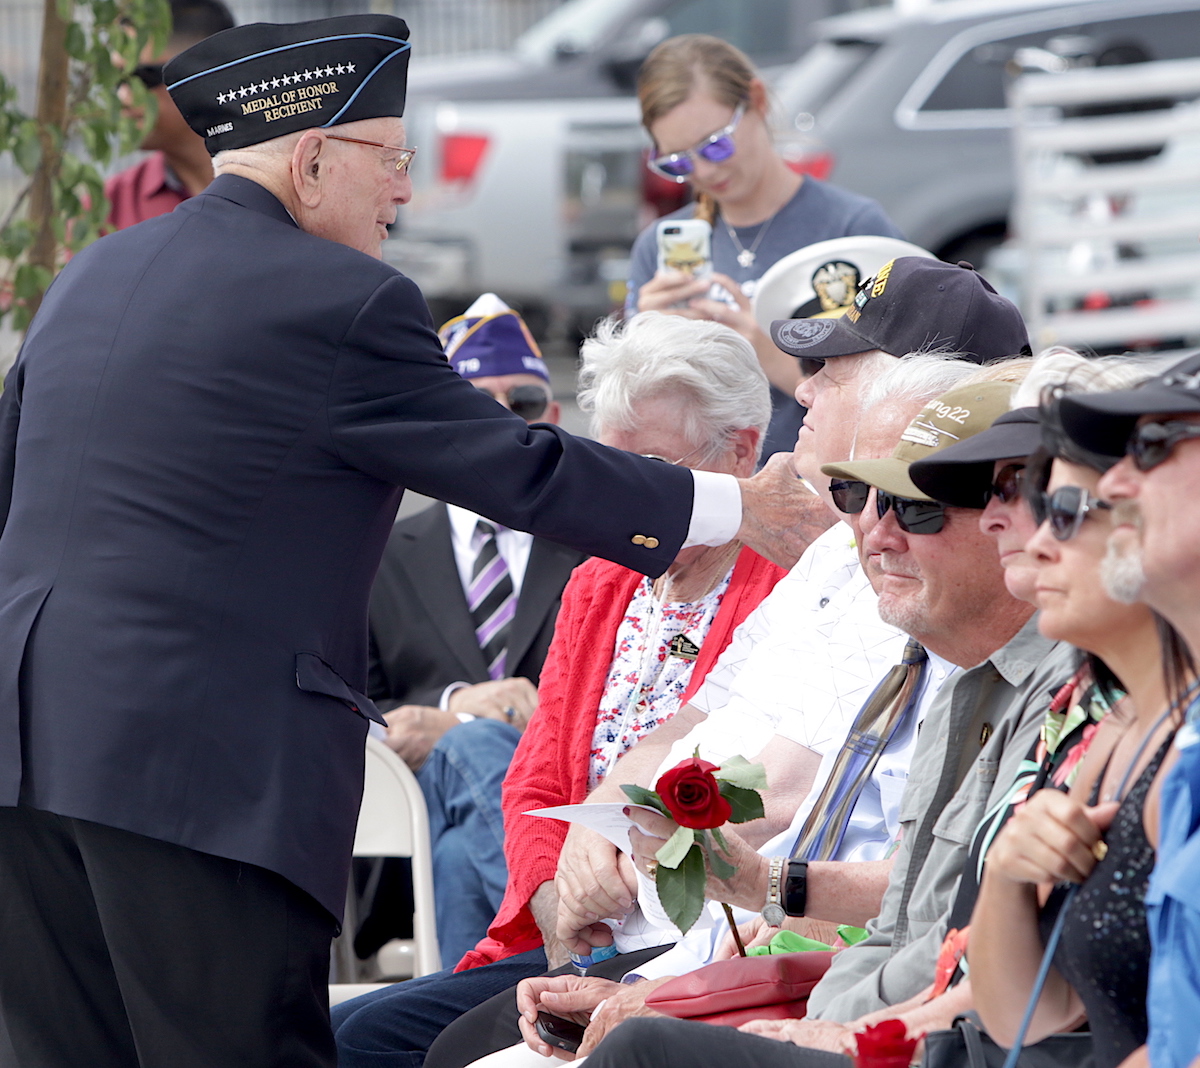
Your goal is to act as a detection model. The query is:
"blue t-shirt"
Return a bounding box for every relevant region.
[626,178,904,460]
[1146,699,1200,1068]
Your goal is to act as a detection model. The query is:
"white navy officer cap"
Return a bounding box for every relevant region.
[164,14,412,155]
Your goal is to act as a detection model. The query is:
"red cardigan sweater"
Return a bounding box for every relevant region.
[455,545,786,971]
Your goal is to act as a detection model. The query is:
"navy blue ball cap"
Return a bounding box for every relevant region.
[1059,350,1200,458]
[770,257,1030,365]
[165,14,411,155]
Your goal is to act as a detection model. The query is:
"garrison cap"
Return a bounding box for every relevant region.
[440,294,551,384]
[164,14,412,155]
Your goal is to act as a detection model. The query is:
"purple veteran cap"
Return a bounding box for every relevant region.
[439,294,550,383]
[165,14,411,154]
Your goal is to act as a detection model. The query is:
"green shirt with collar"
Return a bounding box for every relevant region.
[806,615,1075,1020]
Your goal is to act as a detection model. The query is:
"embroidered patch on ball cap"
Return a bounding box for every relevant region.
[773,319,837,350]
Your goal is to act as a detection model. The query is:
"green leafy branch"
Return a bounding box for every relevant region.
[0,0,170,329]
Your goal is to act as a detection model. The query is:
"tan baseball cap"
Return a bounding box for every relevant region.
[821,380,1015,501]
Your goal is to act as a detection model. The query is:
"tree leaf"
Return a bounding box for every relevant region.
[714,755,768,791]
[65,22,88,59]
[656,843,706,935]
[14,121,41,175]
[619,784,670,817]
[655,824,694,870]
[721,784,765,825]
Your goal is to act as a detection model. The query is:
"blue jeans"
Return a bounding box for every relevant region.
[416,718,520,968]
[331,947,548,1068]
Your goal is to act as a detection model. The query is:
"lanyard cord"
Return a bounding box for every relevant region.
[999,682,1199,1068]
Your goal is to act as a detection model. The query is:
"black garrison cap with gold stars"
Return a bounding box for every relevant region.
[164,14,411,155]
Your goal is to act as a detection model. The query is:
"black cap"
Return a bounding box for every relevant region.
[1058,350,1200,458]
[165,15,411,155]
[770,257,1030,365]
[909,407,1041,507]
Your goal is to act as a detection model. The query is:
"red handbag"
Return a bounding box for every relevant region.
[645,950,835,1028]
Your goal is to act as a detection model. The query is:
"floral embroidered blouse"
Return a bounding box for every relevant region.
[588,572,732,790]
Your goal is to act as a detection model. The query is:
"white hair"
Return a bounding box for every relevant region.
[577,312,771,462]
[1013,346,1190,408]
[859,352,982,412]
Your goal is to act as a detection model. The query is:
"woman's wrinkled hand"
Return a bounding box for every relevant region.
[987,790,1119,886]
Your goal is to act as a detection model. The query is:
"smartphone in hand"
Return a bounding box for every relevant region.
[535,1011,587,1054]
[656,219,712,279]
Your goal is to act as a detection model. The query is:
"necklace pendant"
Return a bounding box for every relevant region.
[737,249,756,268]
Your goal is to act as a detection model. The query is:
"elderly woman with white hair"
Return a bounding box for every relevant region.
[333,311,785,1067]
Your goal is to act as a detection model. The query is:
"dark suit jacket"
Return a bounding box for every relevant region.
[0,174,691,918]
[367,504,586,709]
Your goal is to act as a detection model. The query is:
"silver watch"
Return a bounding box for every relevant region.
[761,855,787,927]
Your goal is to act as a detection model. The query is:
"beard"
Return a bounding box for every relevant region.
[1101,501,1146,604]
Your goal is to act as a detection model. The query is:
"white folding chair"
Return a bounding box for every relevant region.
[330,735,440,995]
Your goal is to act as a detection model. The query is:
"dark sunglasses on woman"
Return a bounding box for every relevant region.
[1127,420,1200,472]
[1033,484,1112,541]
[829,479,946,534]
[473,384,550,422]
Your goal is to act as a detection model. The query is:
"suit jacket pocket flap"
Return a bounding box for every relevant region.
[295,653,386,726]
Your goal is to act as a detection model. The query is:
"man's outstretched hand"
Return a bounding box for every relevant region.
[737,452,834,569]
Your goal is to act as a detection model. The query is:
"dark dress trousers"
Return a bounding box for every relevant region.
[367,503,586,710]
[0,174,691,921]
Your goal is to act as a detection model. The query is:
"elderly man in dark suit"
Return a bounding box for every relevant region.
[367,294,586,965]
[0,15,824,1068]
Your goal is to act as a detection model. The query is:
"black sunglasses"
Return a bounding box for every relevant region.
[1033,484,1112,541]
[989,463,1025,504]
[828,479,946,533]
[830,479,869,514]
[876,490,946,535]
[474,383,550,422]
[1127,420,1200,472]
[132,64,165,89]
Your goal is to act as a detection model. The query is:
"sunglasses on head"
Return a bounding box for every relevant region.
[473,383,550,422]
[132,64,165,89]
[1127,420,1200,472]
[829,479,946,534]
[1033,484,1112,541]
[647,104,746,182]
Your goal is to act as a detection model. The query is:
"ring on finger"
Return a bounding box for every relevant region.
[503,706,515,722]
[645,859,658,878]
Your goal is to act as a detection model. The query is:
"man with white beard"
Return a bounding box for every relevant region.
[1057,354,1200,1068]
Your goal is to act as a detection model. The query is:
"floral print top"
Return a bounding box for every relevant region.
[587,572,732,791]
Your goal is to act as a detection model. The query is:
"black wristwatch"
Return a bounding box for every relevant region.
[783,860,809,917]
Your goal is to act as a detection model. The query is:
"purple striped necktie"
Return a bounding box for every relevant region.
[468,520,516,681]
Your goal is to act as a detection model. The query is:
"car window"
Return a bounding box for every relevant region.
[657,0,797,61]
[515,0,645,64]
[774,40,881,119]
[903,5,1200,129]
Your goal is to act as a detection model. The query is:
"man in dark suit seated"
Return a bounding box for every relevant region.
[367,294,586,964]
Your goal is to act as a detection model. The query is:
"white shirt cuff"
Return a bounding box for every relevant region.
[685,471,741,548]
[439,681,471,712]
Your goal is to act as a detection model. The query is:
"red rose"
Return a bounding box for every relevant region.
[656,756,731,830]
[854,1019,919,1068]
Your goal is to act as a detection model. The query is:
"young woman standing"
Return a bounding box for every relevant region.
[626,34,904,459]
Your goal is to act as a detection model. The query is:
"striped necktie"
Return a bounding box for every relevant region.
[791,638,929,863]
[468,520,516,681]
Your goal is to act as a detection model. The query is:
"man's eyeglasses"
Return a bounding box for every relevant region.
[830,479,869,515]
[641,442,712,467]
[989,463,1025,504]
[132,64,165,89]
[473,384,550,422]
[647,104,745,182]
[326,134,417,174]
[1033,484,1111,541]
[829,479,946,534]
[1127,420,1200,472]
